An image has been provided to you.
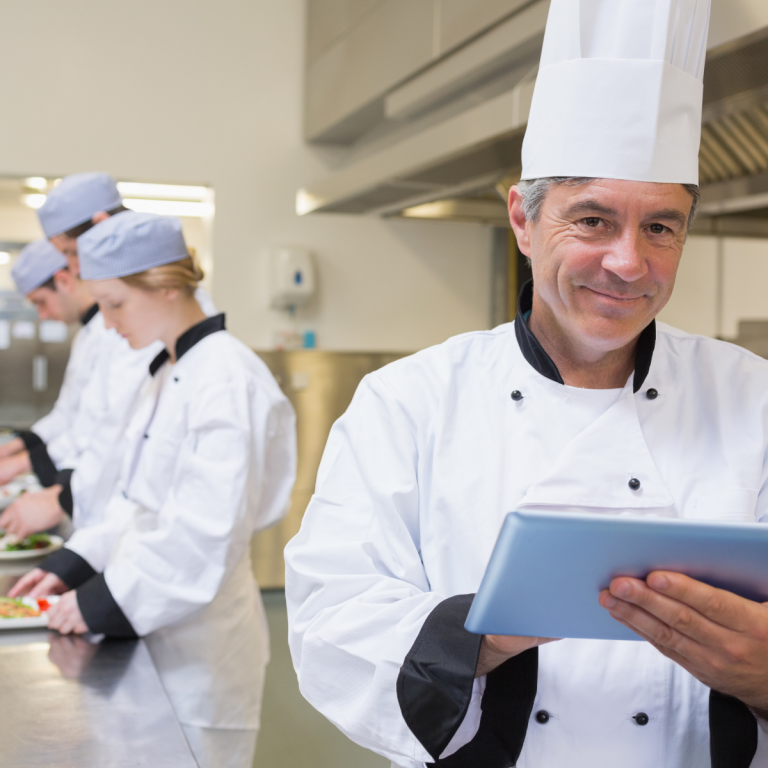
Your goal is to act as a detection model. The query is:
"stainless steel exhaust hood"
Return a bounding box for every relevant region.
[298,4,768,235]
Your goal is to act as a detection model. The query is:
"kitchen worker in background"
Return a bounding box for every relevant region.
[12,211,297,768]
[0,240,100,495]
[0,173,215,540]
[285,1,768,767]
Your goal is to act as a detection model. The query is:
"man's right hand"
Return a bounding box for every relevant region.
[476,634,561,678]
[0,451,32,486]
[0,437,24,460]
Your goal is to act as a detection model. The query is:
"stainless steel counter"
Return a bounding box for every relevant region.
[0,569,198,767]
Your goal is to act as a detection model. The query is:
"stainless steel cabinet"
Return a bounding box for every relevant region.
[251,350,405,588]
[439,0,540,53]
[0,292,73,429]
[305,0,434,141]
[306,0,383,62]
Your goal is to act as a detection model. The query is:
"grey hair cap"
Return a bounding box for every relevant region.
[78,211,189,281]
[38,173,122,239]
[12,239,68,296]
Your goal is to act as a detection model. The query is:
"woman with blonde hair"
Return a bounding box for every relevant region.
[13,211,297,768]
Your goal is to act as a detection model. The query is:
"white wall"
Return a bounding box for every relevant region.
[0,0,492,352]
[657,236,719,337]
[659,235,768,340]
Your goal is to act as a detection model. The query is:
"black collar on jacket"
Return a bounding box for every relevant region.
[513,279,655,394]
[149,313,226,376]
[80,303,100,327]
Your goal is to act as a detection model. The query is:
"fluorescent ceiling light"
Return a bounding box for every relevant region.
[0,252,9,265]
[117,182,209,201]
[24,177,47,191]
[123,199,213,218]
[22,194,46,209]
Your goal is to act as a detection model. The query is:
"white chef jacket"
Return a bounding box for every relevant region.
[64,286,217,528]
[50,316,296,730]
[29,306,102,467]
[285,316,768,768]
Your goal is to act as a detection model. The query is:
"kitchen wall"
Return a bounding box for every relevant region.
[658,235,768,340]
[0,0,492,353]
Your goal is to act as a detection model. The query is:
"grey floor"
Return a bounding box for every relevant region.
[254,591,389,768]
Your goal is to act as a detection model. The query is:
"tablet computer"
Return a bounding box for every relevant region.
[464,510,768,641]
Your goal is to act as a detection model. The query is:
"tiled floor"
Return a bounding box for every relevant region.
[254,590,389,768]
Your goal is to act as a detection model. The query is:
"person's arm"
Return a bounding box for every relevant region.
[286,370,541,766]
[14,432,57,486]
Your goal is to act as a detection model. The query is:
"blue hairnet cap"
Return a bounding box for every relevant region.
[78,211,189,281]
[12,239,68,296]
[38,172,123,239]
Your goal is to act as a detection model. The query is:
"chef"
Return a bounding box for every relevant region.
[0,173,214,539]
[12,211,297,768]
[0,239,99,495]
[285,1,768,767]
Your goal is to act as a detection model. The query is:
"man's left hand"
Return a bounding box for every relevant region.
[599,572,768,718]
[0,486,64,539]
[46,591,88,636]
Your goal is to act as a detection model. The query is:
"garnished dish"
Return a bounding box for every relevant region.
[0,595,57,629]
[0,596,42,619]
[0,533,63,561]
[0,533,52,552]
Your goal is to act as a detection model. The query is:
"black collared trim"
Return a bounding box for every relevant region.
[149,349,170,377]
[147,313,225,376]
[176,313,225,361]
[39,547,96,589]
[709,690,757,768]
[514,280,656,393]
[397,595,537,765]
[77,573,138,639]
[16,431,57,487]
[80,303,99,326]
[514,281,562,385]
[55,468,73,517]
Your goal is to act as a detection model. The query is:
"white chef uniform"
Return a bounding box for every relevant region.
[30,304,101,466]
[286,309,768,767]
[61,285,217,529]
[286,0,768,765]
[43,315,296,741]
[9,240,101,476]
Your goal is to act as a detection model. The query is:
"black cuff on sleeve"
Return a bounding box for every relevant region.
[432,648,538,767]
[77,574,138,639]
[17,430,43,451]
[17,431,57,487]
[397,595,484,761]
[709,689,758,768]
[55,469,73,518]
[39,547,96,589]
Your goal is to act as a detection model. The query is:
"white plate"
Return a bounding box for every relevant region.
[0,596,59,630]
[0,535,63,561]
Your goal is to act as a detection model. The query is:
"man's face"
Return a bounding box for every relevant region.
[49,234,78,263]
[509,179,693,354]
[27,286,65,322]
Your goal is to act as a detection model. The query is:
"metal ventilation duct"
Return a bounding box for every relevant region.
[299,15,768,233]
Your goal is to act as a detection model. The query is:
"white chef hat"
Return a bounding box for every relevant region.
[38,172,123,239]
[521,0,711,183]
[12,239,69,296]
[78,211,189,281]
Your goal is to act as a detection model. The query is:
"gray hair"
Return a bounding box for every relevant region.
[516,177,700,236]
